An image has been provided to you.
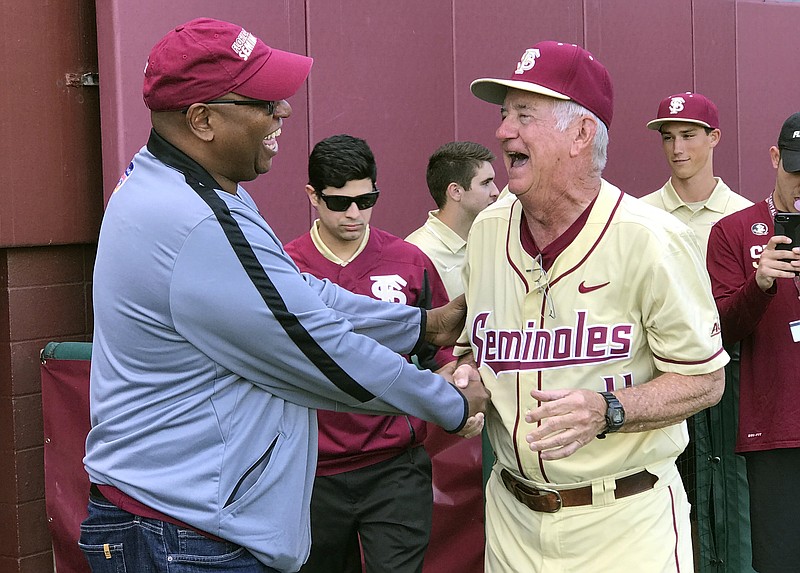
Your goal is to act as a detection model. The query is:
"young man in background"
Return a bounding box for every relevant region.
[706,112,800,573]
[406,140,499,573]
[642,91,753,570]
[286,134,455,573]
[642,91,751,251]
[406,141,499,298]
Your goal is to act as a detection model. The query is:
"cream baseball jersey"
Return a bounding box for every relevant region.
[406,210,467,299]
[640,177,752,254]
[455,180,729,485]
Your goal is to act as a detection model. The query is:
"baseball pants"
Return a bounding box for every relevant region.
[484,462,693,572]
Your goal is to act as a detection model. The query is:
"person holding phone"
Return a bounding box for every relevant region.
[706,111,800,573]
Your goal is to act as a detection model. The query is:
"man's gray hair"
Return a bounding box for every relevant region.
[551,99,609,173]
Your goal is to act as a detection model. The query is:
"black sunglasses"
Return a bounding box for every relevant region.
[181,99,277,115]
[317,189,380,212]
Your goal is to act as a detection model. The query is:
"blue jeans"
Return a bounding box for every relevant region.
[79,494,279,572]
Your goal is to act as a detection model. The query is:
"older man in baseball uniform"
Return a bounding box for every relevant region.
[456,41,729,572]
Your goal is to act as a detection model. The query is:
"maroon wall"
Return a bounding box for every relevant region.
[1,0,100,571]
[3,1,800,572]
[1,2,102,247]
[737,1,800,198]
[94,0,800,246]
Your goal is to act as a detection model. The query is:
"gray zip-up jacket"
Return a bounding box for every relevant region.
[84,131,469,572]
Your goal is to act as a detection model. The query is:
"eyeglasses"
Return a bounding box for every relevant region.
[181,99,277,115]
[317,189,380,212]
[528,253,556,319]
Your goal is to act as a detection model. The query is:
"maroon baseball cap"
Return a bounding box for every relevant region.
[143,18,313,112]
[646,92,719,131]
[470,41,614,128]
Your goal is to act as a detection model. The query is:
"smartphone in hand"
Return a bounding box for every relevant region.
[774,212,800,251]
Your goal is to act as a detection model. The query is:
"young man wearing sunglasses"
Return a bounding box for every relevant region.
[285,134,452,573]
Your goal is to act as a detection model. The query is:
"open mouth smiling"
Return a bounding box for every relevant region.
[263,128,281,152]
[508,151,529,168]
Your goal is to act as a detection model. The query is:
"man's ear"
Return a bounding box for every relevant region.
[305,184,321,208]
[445,182,463,203]
[770,145,781,170]
[570,116,597,158]
[708,128,721,148]
[185,104,215,142]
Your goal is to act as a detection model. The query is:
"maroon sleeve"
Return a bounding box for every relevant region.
[707,216,776,345]
[423,252,457,367]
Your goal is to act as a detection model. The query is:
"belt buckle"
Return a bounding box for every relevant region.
[530,485,563,513]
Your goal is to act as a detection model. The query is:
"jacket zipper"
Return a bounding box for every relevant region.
[224,435,278,507]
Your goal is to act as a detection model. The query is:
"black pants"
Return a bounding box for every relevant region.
[300,447,433,573]
[744,448,800,573]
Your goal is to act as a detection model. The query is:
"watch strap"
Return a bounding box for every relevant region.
[597,391,625,439]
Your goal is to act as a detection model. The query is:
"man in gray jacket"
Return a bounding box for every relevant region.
[79,18,489,573]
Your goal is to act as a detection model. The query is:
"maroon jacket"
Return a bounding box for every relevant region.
[707,200,800,453]
[285,227,451,475]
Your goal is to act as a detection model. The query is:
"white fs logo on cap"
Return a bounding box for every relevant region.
[669,96,686,115]
[515,49,541,74]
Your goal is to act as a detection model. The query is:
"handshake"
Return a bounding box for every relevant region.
[437,361,491,439]
[426,294,490,439]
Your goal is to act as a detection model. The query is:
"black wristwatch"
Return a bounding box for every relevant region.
[596,391,625,439]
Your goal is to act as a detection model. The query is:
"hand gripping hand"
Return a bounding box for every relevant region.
[452,362,490,439]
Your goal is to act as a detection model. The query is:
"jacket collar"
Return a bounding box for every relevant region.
[146,128,224,192]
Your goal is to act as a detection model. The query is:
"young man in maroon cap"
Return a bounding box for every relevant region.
[642,92,753,571]
[454,41,728,571]
[706,112,800,572]
[642,92,751,254]
[79,18,488,573]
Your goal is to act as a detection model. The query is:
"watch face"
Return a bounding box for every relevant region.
[609,409,625,425]
[600,392,625,433]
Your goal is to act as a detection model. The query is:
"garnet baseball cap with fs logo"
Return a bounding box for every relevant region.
[470,41,614,129]
[777,112,800,173]
[143,18,313,112]
[646,92,719,131]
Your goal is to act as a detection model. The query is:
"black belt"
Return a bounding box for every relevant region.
[500,468,658,513]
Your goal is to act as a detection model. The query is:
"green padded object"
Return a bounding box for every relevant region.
[695,345,755,573]
[41,341,92,361]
